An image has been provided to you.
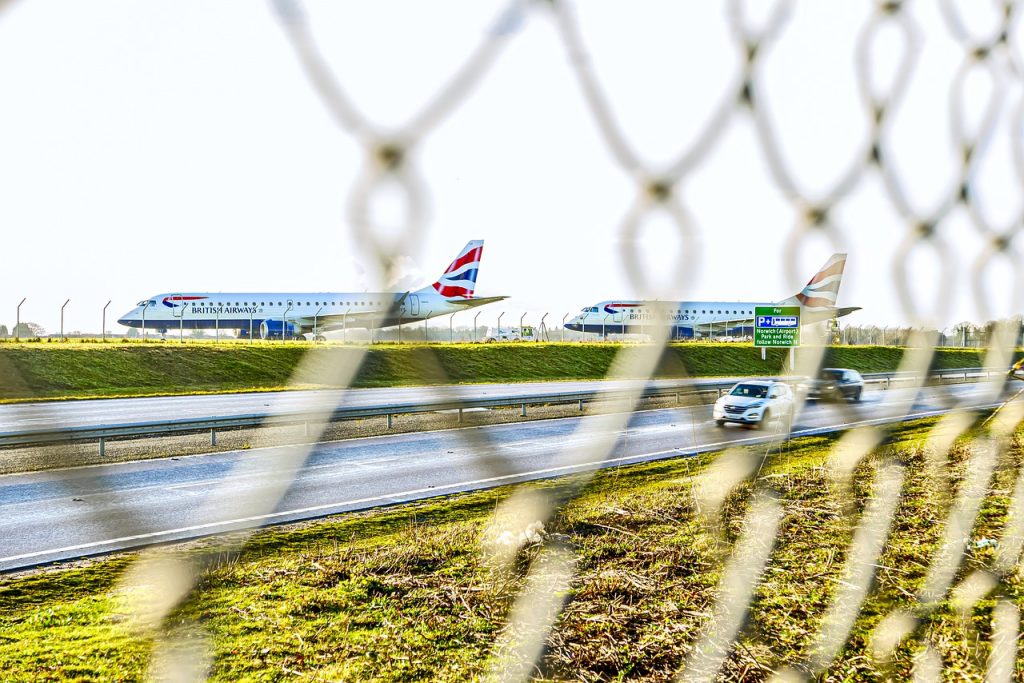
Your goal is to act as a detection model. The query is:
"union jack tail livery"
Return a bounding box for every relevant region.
[430,240,484,298]
[784,253,847,311]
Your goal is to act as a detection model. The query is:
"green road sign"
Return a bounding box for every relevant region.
[754,306,800,347]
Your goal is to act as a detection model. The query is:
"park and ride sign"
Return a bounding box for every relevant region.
[754,306,800,347]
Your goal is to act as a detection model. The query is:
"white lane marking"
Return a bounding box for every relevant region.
[165,481,214,491]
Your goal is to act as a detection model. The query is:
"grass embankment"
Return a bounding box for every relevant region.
[0,343,996,402]
[1,419,1021,680]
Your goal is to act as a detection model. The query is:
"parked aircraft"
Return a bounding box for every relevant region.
[118,240,506,340]
[565,253,859,339]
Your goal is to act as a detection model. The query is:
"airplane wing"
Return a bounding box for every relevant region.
[800,306,862,323]
[446,296,509,308]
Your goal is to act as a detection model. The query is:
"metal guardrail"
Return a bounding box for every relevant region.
[0,368,1009,453]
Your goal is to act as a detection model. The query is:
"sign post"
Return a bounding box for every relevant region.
[754,306,801,366]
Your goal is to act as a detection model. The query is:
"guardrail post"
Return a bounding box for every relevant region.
[387,414,393,429]
[579,399,584,411]
[211,428,217,446]
[675,392,679,405]
[521,403,527,417]
[458,408,463,423]
[99,438,105,457]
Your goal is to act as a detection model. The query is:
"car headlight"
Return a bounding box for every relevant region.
[747,401,764,409]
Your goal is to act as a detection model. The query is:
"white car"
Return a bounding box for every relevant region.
[713,379,795,429]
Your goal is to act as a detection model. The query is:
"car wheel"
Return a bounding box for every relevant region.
[715,419,725,427]
[758,409,771,430]
[851,389,862,403]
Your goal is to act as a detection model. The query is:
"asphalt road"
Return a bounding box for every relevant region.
[0,378,741,432]
[0,380,1007,572]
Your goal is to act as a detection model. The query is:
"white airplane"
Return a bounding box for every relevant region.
[565,253,860,339]
[118,240,507,340]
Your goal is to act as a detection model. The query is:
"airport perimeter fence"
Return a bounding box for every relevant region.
[5,1,1024,681]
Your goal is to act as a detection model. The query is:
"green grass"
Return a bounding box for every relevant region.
[2,417,1022,680]
[0,342,997,401]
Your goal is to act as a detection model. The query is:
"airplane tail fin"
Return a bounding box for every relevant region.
[423,240,484,298]
[781,253,848,311]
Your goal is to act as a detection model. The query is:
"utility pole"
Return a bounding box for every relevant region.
[102,300,111,343]
[60,299,70,341]
[473,311,481,342]
[313,306,323,342]
[449,312,456,343]
[15,298,25,341]
[562,313,569,342]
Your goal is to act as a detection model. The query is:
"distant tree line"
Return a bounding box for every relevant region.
[0,322,45,339]
[838,316,1024,347]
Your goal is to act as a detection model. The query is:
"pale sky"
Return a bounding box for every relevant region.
[0,0,1021,335]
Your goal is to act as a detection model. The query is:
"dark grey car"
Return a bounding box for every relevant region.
[801,368,864,402]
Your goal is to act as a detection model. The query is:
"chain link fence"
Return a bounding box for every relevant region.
[4,0,1024,680]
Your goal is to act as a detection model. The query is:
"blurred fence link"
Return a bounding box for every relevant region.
[3,0,1023,680]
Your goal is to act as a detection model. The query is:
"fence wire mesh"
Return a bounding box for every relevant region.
[4,0,1024,680]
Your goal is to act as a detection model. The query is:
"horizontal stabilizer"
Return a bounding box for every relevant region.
[446,296,508,307]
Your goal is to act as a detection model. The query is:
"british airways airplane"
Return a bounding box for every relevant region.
[565,253,860,339]
[117,241,506,340]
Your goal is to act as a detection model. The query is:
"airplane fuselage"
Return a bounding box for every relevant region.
[565,300,840,339]
[118,290,470,337]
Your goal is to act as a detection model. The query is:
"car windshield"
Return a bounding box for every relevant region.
[820,370,844,380]
[729,384,768,398]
